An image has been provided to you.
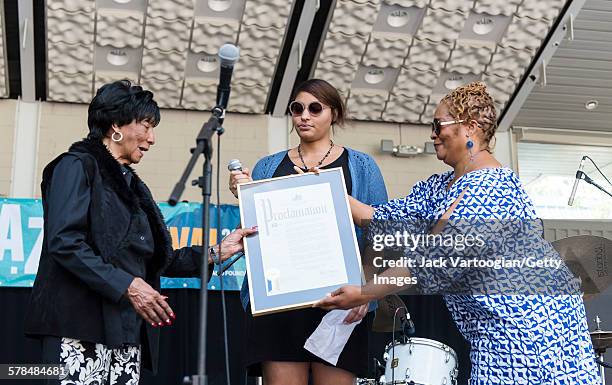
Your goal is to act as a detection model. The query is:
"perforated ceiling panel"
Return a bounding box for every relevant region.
[42,0,573,123]
[313,0,565,123]
[45,0,292,112]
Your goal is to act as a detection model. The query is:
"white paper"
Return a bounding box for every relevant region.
[253,182,348,296]
[304,309,361,365]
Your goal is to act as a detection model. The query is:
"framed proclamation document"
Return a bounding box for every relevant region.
[237,168,363,316]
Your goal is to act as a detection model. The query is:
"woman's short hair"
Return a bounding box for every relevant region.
[87,80,160,141]
[292,79,347,127]
[441,81,497,148]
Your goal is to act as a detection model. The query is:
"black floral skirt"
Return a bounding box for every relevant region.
[42,336,140,385]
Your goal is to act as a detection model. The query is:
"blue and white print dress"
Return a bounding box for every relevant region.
[373,167,599,385]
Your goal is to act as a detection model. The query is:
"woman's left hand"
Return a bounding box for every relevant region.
[293,166,320,175]
[342,303,368,324]
[212,226,258,263]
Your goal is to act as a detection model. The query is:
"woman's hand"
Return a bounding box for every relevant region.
[213,226,258,263]
[314,285,372,310]
[293,165,320,175]
[229,168,252,198]
[293,166,373,226]
[342,303,369,324]
[126,277,174,327]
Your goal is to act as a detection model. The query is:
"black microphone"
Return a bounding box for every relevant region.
[227,159,242,172]
[218,252,245,275]
[216,44,240,111]
[401,312,415,336]
[568,156,586,206]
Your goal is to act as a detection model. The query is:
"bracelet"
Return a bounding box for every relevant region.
[209,247,219,264]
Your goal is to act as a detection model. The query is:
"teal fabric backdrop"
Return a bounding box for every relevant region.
[0,198,243,290]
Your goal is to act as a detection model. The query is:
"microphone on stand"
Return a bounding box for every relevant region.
[401,312,415,336]
[568,156,587,206]
[215,44,240,116]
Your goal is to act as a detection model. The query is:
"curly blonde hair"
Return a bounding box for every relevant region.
[441,81,497,149]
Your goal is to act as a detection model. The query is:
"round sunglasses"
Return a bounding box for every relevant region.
[289,100,327,116]
[431,118,465,136]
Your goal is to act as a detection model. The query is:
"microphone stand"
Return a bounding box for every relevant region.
[576,170,612,200]
[169,106,225,385]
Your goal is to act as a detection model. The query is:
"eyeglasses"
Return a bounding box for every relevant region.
[431,118,465,136]
[289,101,326,117]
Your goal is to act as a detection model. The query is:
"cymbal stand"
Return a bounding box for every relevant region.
[595,316,607,385]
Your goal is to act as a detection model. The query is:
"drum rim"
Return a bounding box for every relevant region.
[385,337,458,360]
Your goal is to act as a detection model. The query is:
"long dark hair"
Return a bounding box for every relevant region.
[292,79,347,127]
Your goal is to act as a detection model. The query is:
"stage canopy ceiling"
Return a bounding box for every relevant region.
[0,0,609,132]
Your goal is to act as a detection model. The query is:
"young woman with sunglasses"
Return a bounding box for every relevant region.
[229,79,388,385]
[314,81,600,385]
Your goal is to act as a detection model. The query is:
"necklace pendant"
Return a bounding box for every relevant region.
[297,139,334,170]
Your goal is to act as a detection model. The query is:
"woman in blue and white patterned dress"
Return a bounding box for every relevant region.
[316,82,600,384]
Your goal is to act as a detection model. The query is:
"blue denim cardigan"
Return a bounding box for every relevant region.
[240,147,389,311]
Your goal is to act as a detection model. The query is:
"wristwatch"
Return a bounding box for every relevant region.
[209,246,219,264]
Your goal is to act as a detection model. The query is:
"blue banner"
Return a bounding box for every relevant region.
[0,198,244,290]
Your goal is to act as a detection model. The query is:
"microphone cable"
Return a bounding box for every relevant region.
[390,305,410,385]
[584,155,612,187]
[215,132,232,385]
[596,358,612,369]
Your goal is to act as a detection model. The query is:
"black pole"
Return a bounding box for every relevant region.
[168,107,225,385]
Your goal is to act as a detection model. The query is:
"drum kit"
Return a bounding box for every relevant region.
[357,294,460,385]
[553,235,612,385]
[591,316,612,385]
[355,235,611,385]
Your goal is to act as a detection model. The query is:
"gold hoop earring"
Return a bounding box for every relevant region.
[111,131,123,142]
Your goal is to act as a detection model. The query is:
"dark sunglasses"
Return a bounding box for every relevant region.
[289,101,327,116]
[431,118,465,136]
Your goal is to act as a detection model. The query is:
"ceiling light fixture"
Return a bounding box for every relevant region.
[473,17,495,35]
[585,100,598,110]
[387,9,410,28]
[112,0,132,4]
[380,140,426,157]
[197,55,218,72]
[209,0,232,12]
[364,68,385,84]
[106,50,129,66]
[444,75,464,90]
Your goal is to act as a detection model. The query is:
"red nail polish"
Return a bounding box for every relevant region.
[151,323,157,328]
[170,313,176,319]
[157,322,163,327]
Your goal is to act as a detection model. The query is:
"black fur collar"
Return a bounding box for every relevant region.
[68,139,173,275]
[69,138,141,211]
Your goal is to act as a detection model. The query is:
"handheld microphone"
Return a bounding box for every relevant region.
[227,159,243,172]
[216,44,240,111]
[568,156,587,206]
[218,252,245,275]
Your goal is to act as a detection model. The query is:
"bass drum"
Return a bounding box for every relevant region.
[383,337,458,385]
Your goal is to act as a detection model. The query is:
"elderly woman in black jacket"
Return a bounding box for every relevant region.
[24,80,253,384]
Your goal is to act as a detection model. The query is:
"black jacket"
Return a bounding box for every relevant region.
[25,138,205,372]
